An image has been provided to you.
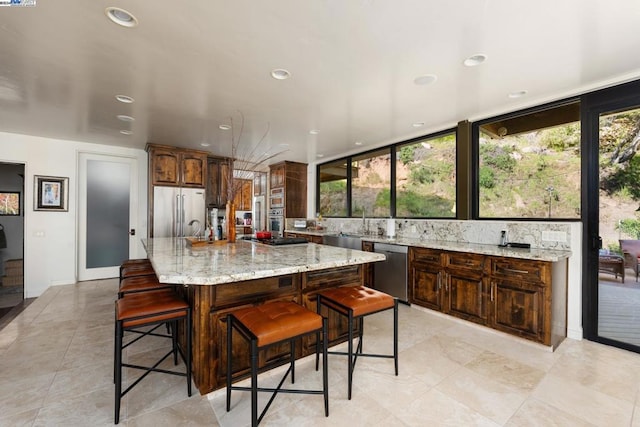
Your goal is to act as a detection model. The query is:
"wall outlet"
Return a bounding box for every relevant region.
[33,230,45,237]
[410,225,417,233]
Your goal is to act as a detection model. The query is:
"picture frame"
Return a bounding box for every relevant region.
[34,175,68,211]
[0,191,20,216]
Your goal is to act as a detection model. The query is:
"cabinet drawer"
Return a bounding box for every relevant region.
[409,247,442,266]
[491,258,549,284]
[445,252,485,273]
[303,265,361,290]
[214,274,300,308]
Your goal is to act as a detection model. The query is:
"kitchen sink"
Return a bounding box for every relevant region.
[322,233,363,250]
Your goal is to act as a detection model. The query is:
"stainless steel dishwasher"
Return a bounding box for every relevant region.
[373,243,408,303]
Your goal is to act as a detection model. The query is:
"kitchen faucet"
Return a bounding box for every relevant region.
[188,219,202,238]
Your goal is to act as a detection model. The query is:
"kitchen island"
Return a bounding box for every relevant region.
[142,237,385,394]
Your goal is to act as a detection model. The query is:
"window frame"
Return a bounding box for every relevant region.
[471,97,582,221]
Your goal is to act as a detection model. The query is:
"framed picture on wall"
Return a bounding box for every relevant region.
[34,175,69,212]
[0,191,20,215]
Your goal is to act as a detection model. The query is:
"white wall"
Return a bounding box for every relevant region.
[0,131,148,298]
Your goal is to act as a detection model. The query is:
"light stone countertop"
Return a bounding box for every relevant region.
[286,230,571,262]
[142,237,385,285]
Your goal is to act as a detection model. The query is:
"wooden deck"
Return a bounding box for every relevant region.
[599,274,640,347]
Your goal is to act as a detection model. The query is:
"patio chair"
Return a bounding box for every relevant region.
[619,239,640,282]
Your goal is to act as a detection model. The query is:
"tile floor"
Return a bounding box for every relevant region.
[2,279,640,426]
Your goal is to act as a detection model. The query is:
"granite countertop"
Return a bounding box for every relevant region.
[285,229,571,262]
[142,237,385,285]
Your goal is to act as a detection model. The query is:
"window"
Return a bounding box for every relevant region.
[396,132,456,218]
[476,102,581,219]
[318,159,348,217]
[351,149,391,217]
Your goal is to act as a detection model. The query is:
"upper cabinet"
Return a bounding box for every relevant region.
[269,161,307,218]
[233,178,253,211]
[147,144,208,188]
[206,156,229,208]
[253,172,266,196]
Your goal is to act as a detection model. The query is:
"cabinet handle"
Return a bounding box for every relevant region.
[500,267,529,275]
[437,272,441,290]
[444,274,449,292]
[490,283,494,302]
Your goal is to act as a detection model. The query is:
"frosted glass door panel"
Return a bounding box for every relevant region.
[86,160,130,268]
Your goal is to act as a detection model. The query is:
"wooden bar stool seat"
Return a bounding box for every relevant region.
[118,275,173,298]
[114,289,192,424]
[226,301,329,426]
[316,286,398,400]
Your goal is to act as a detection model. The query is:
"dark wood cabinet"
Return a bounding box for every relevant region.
[206,156,229,208]
[269,161,307,218]
[409,247,566,348]
[443,252,487,325]
[489,257,550,344]
[147,144,207,188]
[233,178,252,211]
[253,172,266,196]
[409,248,444,311]
[284,231,323,244]
[361,241,374,288]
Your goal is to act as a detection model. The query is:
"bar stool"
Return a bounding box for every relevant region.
[114,289,192,424]
[316,286,398,400]
[118,275,173,299]
[120,259,155,281]
[226,301,329,427]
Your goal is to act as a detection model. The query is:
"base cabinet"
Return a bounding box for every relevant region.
[409,247,566,348]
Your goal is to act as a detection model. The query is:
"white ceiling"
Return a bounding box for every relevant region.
[1,0,640,166]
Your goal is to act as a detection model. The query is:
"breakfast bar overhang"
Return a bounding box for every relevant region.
[143,237,385,395]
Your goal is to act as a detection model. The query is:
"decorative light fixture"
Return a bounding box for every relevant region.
[508,90,528,98]
[105,7,138,28]
[271,69,291,80]
[463,53,487,67]
[120,130,133,135]
[309,129,320,135]
[117,114,135,122]
[413,74,437,86]
[115,94,134,104]
[219,124,231,130]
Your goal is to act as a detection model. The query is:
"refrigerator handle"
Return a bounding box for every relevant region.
[181,194,186,237]
[175,194,181,237]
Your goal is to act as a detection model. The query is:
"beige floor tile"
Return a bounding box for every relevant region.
[435,366,527,425]
[506,397,597,427]
[32,385,114,426]
[0,408,40,427]
[126,395,219,427]
[533,374,633,427]
[396,388,500,426]
[0,373,55,418]
[465,350,546,392]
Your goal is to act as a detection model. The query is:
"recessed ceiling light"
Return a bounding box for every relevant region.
[317,154,324,158]
[413,74,437,86]
[105,7,138,28]
[117,114,135,122]
[355,141,363,146]
[200,143,210,147]
[219,124,231,130]
[463,53,488,67]
[115,94,134,104]
[412,122,425,128]
[508,90,528,98]
[271,69,291,80]
[120,130,133,135]
[279,143,290,147]
[309,129,320,135]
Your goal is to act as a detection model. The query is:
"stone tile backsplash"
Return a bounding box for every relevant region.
[287,217,573,250]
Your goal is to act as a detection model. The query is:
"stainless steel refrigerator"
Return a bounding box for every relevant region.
[153,186,206,238]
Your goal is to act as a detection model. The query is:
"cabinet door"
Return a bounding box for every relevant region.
[242,180,252,210]
[409,261,442,311]
[206,158,221,207]
[445,273,487,325]
[361,241,374,288]
[270,165,285,188]
[253,173,265,196]
[180,152,207,187]
[151,148,180,186]
[490,279,545,342]
[219,161,229,206]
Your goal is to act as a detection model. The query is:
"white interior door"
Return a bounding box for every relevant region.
[78,153,138,281]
